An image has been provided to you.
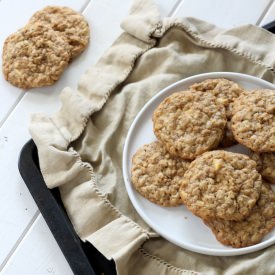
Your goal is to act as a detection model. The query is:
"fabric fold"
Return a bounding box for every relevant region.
[120,0,162,43]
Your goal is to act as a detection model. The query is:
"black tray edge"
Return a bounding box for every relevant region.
[18,139,104,275]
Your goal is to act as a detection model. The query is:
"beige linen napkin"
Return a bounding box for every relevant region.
[30,0,275,274]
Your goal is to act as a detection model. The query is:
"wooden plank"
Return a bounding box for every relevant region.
[174,0,271,28]
[1,215,73,275]
[0,0,179,273]
[0,0,89,125]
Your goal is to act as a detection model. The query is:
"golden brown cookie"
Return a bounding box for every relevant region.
[251,152,275,184]
[131,141,190,207]
[29,6,89,59]
[231,89,275,152]
[2,24,71,89]
[153,91,226,160]
[190,78,244,147]
[204,182,275,248]
[190,78,244,118]
[180,150,262,221]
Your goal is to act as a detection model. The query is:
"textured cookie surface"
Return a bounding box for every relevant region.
[190,78,244,147]
[204,182,275,248]
[131,141,190,206]
[231,89,275,152]
[190,78,244,118]
[29,6,89,59]
[153,91,226,160]
[2,24,71,89]
[180,150,262,221]
[251,152,275,184]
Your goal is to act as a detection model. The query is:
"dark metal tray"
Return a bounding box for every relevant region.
[18,140,116,275]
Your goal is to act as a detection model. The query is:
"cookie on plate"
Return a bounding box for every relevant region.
[190,78,244,147]
[251,152,275,184]
[2,24,71,89]
[131,141,190,207]
[29,6,89,59]
[180,150,262,221]
[190,78,244,118]
[204,182,275,248]
[153,91,226,160]
[231,89,275,152]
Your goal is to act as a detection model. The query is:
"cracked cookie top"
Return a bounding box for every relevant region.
[153,91,226,160]
[29,6,90,59]
[180,150,262,221]
[204,182,275,248]
[190,78,244,118]
[2,24,71,89]
[131,141,190,206]
[231,89,275,152]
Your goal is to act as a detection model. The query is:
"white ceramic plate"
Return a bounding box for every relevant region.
[122,72,275,256]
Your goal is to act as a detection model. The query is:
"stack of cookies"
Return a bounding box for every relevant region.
[131,78,275,248]
[2,6,90,89]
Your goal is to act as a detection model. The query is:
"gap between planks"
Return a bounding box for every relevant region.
[0,211,40,272]
[168,0,183,17]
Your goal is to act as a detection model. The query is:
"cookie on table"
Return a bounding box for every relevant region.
[204,182,275,248]
[251,152,275,184]
[29,6,89,59]
[153,91,226,160]
[131,141,190,207]
[180,150,262,221]
[2,24,71,89]
[231,89,275,152]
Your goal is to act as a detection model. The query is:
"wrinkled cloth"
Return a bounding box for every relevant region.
[30,0,275,274]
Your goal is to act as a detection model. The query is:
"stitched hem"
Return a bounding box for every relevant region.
[158,20,275,76]
[67,40,157,145]
[68,148,155,239]
[138,247,201,274]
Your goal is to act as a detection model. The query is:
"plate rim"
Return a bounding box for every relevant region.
[122,72,275,256]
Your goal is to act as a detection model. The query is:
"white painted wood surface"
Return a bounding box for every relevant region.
[1,215,73,275]
[175,0,273,28]
[0,0,274,274]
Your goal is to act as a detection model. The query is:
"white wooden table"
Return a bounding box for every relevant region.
[0,0,274,274]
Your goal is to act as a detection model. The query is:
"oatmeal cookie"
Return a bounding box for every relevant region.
[131,141,190,206]
[153,91,226,160]
[2,24,71,89]
[251,152,275,184]
[180,150,262,221]
[191,78,244,147]
[204,182,275,248]
[190,78,244,118]
[29,6,89,59]
[231,89,275,152]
